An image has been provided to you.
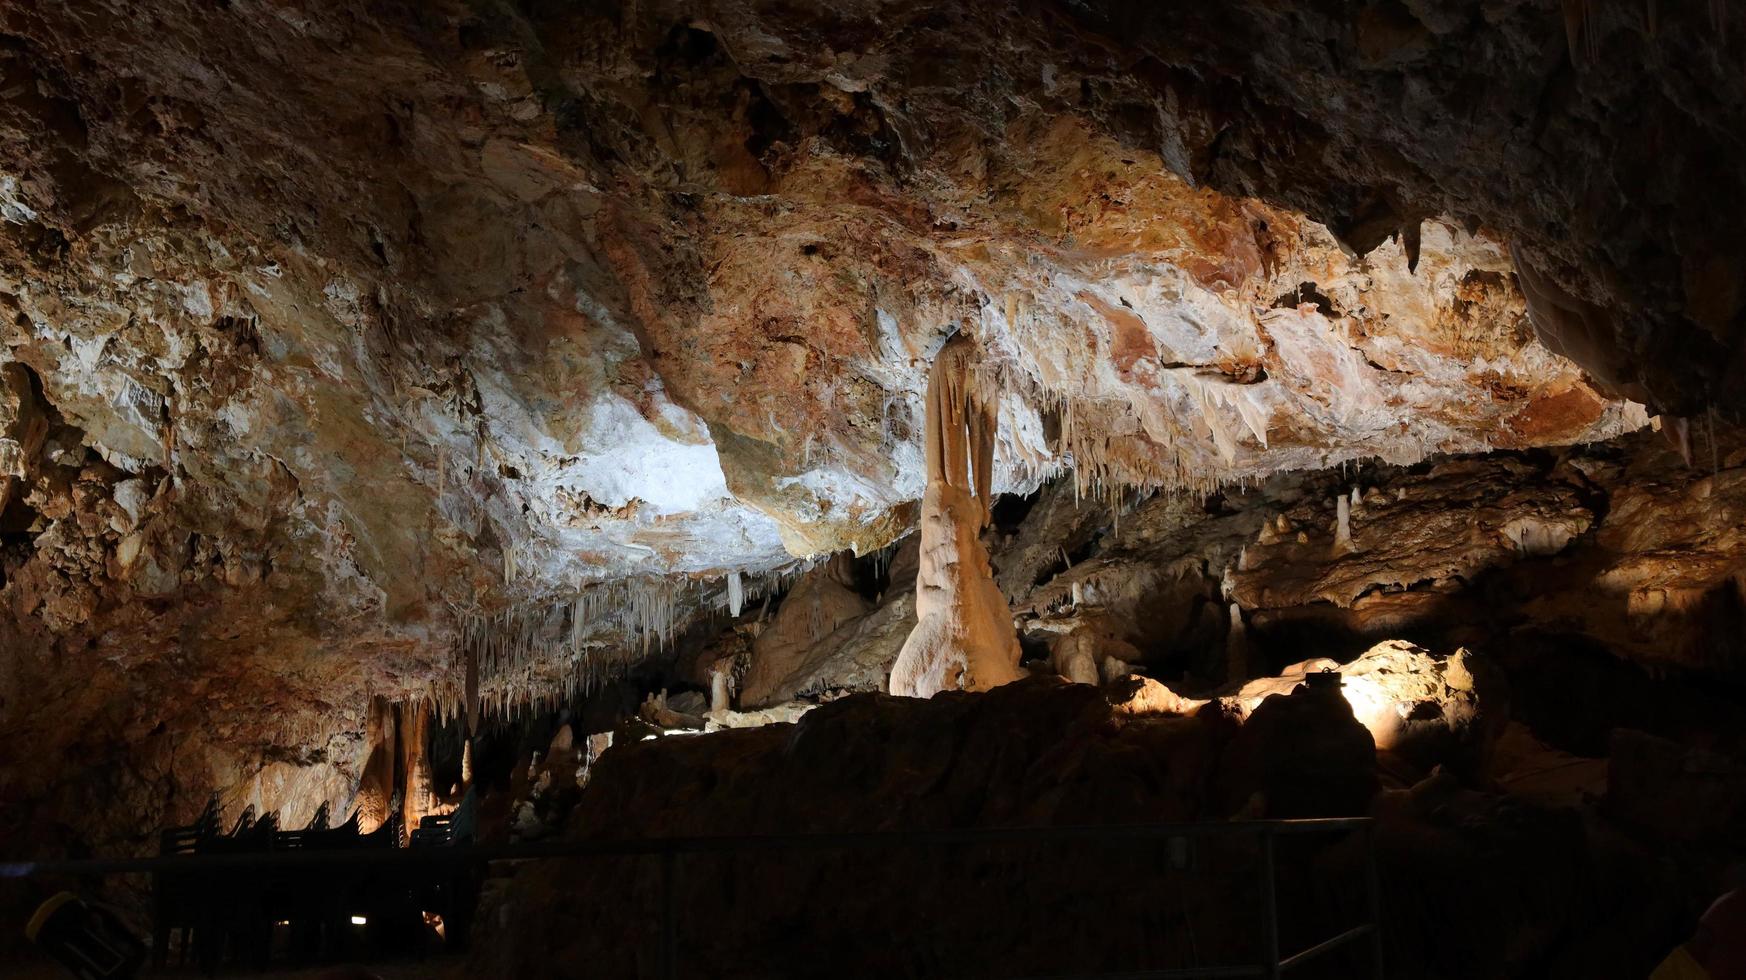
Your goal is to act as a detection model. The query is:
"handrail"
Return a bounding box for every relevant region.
[1,817,1373,879]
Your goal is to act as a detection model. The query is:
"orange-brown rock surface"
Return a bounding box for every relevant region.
[1,0,1743,897]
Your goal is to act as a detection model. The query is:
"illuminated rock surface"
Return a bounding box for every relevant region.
[0,1,1744,975]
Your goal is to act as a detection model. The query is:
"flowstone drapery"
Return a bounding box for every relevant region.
[889,335,1025,697]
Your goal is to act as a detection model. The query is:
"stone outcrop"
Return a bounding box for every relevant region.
[473,660,1707,979]
[997,426,1746,688]
[472,677,1377,977]
[737,554,871,706]
[1115,640,1505,777]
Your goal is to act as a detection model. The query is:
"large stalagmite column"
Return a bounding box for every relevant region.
[889,334,1025,697]
[397,700,435,832]
[353,696,397,833]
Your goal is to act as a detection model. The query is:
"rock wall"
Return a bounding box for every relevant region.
[474,660,1710,979]
[474,678,1380,978]
[0,0,1739,887]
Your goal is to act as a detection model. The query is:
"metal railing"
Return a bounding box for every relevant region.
[6,816,1383,978]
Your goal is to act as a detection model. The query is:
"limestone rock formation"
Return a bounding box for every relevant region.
[0,0,1683,860]
[350,697,398,834]
[1042,611,1144,686]
[889,335,1024,697]
[0,13,1743,977]
[1117,640,1504,778]
[738,553,872,706]
[472,677,1378,977]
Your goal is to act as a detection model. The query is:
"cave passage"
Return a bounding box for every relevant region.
[5,1,1746,978]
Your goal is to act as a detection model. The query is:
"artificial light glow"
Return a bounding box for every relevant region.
[350,916,368,926]
[1337,675,1395,747]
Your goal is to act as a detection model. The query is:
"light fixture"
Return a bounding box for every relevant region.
[350,916,368,926]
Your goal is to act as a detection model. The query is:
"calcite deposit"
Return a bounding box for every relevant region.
[1,2,1744,974]
[888,333,1023,696]
[0,0,1676,857]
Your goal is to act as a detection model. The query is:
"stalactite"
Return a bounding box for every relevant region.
[447,562,819,725]
[1563,0,1599,66]
[1511,243,1646,403]
[464,638,480,736]
[727,570,744,617]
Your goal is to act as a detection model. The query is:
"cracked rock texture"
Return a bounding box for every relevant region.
[0,0,1739,865]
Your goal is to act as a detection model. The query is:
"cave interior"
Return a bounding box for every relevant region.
[3,1,1746,978]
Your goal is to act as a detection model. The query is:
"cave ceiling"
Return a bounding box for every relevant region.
[1,0,1738,709]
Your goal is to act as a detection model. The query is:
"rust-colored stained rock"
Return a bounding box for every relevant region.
[0,0,1737,873]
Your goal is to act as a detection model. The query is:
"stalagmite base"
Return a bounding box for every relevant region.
[889,334,1024,697]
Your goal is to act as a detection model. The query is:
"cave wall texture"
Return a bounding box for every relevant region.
[1,0,1743,863]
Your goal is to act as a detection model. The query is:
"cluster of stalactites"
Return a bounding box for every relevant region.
[975,357,1248,507]
[434,563,811,730]
[983,291,1283,502]
[926,334,998,525]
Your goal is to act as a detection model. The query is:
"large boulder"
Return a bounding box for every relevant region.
[1118,640,1506,776]
[738,555,874,707]
[470,678,1371,978]
[1217,682,1379,817]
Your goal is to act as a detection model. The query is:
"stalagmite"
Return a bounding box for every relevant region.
[1226,602,1248,681]
[548,723,574,757]
[889,333,1025,697]
[709,661,733,713]
[397,700,435,831]
[1051,630,1101,686]
[1334,494,1353,552]
[352,696,397,833]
